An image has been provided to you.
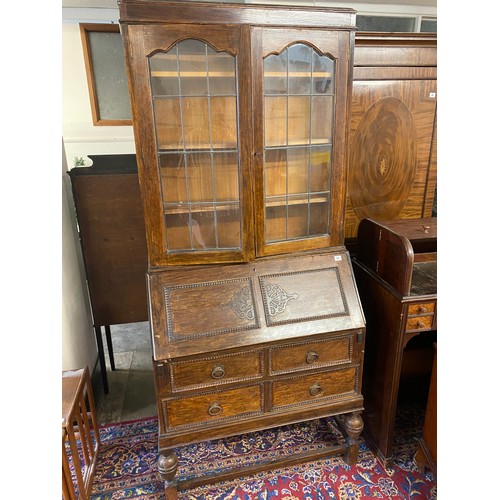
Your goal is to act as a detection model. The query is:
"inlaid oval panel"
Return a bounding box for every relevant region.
[348,97,417,221]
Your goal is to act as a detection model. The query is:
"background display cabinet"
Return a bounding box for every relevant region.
[119,1,365,496]
[345,33,437,247]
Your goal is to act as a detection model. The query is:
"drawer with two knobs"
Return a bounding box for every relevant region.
[405,302,436,332]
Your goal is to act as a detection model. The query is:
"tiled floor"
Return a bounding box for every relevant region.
[96,321,157,425]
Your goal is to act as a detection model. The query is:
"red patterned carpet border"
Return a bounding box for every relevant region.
[86,404,436,499]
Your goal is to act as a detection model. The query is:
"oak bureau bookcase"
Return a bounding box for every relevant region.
[119,1,366,496]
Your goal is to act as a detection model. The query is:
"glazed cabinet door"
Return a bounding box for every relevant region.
[252,28,353,257]
[123,24,254,266]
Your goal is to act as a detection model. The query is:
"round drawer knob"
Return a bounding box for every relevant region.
[208,402,222,416]
[417,321,425,329]
[418,306,428,314]
[306,350,319,364]
[309,384,322,397]
[211,365,225,379]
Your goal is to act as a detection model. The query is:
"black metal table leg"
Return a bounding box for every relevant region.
[94,325,109,394]
[104,325,116,371]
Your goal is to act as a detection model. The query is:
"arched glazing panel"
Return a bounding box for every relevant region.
[149,39,241,252]
[263,43,335,243]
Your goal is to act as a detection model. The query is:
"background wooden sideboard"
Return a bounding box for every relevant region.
[67,154,149,393]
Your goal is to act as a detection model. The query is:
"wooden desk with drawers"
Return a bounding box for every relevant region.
[352,217,437,466]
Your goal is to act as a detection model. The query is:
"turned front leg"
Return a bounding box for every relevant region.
[158,449,178,499]
[344,411,364,465]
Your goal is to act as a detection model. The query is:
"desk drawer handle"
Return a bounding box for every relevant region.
[310,384,323,397]
[417,321,425,329]
[418,306,428,314]
[306,351,319,364]
[208,402,222,416]
[211,365,225,379]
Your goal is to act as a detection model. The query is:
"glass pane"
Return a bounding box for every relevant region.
[312,52,334,95]
[159,153,187,203]
[288,96,311,146]
[356,15,416,32]
[214,152,239,201]
[287,147,309,195]
[265,202,287,242]
[182,97,211,149]
[264,52,287,95]
[311,96,333,144]
[287,198,309,239]
[165,210,192,250]
[265,149,287,197]
[208,51,236,95]
[178,39,208,95]
[309,197,329,235]
[288,44,312,95]
[263,43,334,244]
[210,97,237,149]
[264,96,287,147]
[150,52,180,96]
[310,146,331,193]
[88,31,131,120]
[421,19,437,32]
[149,39,240,254]
[186,153,214,203]
[191,205,216,249]
[217,205,241,248]
[154,98,183,150]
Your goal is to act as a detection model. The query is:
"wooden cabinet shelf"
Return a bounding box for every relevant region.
[151,71,235,78]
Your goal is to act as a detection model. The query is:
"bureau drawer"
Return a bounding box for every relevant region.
[170,350,263,392]
[163,385,263,429]
[408,302,435,315]
[269,335,353,376]
[271,367,358,409]
[406,315,434,332]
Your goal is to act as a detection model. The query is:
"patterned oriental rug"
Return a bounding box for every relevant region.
[84,403,436,499]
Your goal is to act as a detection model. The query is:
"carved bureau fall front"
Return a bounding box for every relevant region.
[119,1,365,495]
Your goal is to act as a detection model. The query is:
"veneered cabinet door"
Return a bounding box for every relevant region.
[123,24,255,266]
[251,28,353,258]
[346,79,437,240]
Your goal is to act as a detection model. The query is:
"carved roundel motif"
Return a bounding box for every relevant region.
[348,97,417,221]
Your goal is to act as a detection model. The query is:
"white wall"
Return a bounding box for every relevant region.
[62,141,98,371]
